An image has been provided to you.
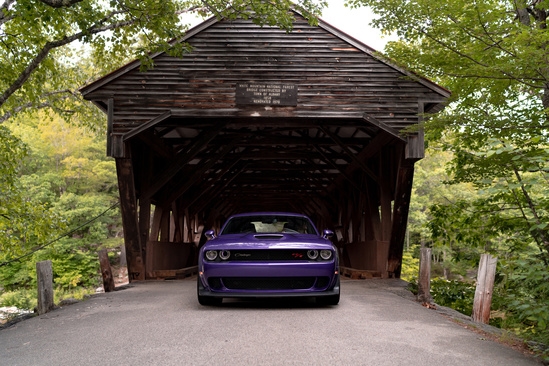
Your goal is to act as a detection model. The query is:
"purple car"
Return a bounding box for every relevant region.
[197,212,340,306]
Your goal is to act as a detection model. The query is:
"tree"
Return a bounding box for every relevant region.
[1,111,123,302]
[348,0,549,352]
[0,122,65,259]
[348,0,549,260]
[0,0,325,125]
[0,0,326,265]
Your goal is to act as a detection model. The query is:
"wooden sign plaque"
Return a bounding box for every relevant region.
[235,82,297,106]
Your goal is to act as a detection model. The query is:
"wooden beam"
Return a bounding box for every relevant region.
[365,177,381,241]
[116,158,145,281]
[141,124,225,199]
[362,113,406,142]
[405,101,426,160]
[417,248,432,303]
[184,134,373,147]
[150,205,163,242]
[134,131,174,159]
[137,150,152,273]
[138,197,151,278]
[313,145,368,196]
[112,134,125,158]
[98,249,115,292]
[36,260,54,315]
[325,131,395,196]
[187,160,245,213]
[380,148,393,242]
[319,126,379,182]
[107,98,114,157]
[164,140,239,204]
[123,111,171,142]
[387,158,415,278]
[159,207,170,242]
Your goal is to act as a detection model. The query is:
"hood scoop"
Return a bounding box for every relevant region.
[254,234,284,240]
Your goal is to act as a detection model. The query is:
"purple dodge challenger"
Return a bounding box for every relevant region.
[197,212,340,306]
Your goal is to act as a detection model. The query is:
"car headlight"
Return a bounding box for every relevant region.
[205,250,218,261]
[219,250,231,260]
[307,250,319,260]
[320,250,332,260]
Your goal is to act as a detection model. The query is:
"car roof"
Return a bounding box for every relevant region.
[227,212,310,219]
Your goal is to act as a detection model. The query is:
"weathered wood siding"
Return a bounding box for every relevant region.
[83,15,447,134]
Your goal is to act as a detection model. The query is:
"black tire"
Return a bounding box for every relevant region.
[197,278,222,306]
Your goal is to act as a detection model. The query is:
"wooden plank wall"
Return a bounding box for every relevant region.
[83,16,443,136]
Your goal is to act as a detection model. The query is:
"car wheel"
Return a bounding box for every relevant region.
[197,278,222,306]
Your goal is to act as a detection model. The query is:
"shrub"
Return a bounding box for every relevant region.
[0,289,36,310]
[430,277,475,315]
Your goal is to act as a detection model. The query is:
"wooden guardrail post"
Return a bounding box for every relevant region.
[98,249,115,292]
[417,247,432,303]
[36,260,54,315]
[472,253,498,324]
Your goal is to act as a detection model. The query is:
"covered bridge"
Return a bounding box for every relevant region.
[81,12,449,282]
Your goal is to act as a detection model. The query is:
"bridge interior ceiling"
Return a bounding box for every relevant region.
[130,115,400,221]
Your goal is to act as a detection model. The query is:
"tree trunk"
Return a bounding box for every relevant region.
[472,254,498,324]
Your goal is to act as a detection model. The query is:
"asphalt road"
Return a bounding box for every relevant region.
[0,278,542,366]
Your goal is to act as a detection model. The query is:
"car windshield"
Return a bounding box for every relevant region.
[221,215,317,235]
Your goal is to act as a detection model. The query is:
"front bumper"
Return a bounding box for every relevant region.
[197,275,340,299]
[198,260,339,298]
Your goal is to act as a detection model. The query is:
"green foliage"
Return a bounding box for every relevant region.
[350,0,549,257]
[0,127,66,258]
[0,125,27,188]
[348,0,549,354]
[0,289,36,310]
[49,245,100,291]
[0,110,120,303]
[54,286,95,304]
[499,258,549,347]
[0,258,35,291]
[400,246,419,282]
[0,279,96,312]
[0,0,330,313]
[426,257,549,360]
[215,0,326,30]
[0,0,327,125]
[430,278,475,316]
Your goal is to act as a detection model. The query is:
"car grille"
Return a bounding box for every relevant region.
[208,276,331,291]
[230,249,310,261]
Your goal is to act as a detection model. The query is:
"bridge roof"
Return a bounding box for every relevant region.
[81,11,449,219]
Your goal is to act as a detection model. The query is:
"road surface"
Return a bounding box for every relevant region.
[0,278,541,365]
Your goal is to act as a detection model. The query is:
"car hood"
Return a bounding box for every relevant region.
[203,233,333,250]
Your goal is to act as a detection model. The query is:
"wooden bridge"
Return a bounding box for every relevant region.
[81,11,449,282]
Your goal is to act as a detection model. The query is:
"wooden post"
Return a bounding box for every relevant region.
[98,249,115,292]
[36,260,54,315]
[120,244,127,267]
[116,158,145,281]
[387,158,414,278]
[417,247,432,303]
[472,254,498,324]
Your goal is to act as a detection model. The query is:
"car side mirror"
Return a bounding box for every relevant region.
[205,230,216,240]
[323,229,334,239]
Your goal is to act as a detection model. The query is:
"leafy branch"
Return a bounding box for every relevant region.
[0,8,139,109]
